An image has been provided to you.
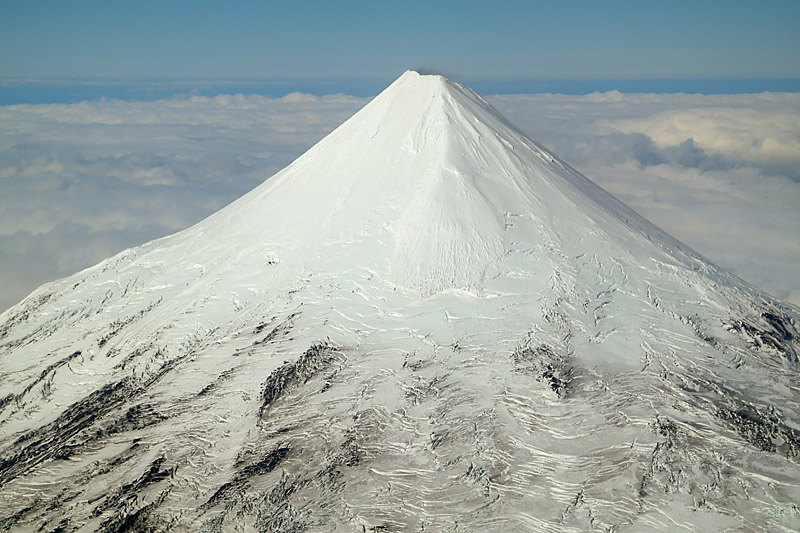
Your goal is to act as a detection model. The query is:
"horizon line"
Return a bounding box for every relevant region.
[1,76,799,105]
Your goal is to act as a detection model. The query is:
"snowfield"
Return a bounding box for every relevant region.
[1,71,799,532]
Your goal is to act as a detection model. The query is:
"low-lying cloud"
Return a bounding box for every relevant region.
[491,91,800,305]
[0,93,368,311]
[0,90,798,312]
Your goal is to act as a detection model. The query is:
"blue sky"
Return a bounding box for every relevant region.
[2,0,799,82]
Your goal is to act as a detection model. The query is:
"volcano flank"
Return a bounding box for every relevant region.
[1,71,799,532]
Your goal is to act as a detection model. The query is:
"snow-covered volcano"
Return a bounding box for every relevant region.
[1,71,799,532]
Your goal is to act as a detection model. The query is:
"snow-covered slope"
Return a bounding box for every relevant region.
[1,71,799,532]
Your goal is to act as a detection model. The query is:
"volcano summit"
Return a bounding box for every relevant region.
[1,71,799,531]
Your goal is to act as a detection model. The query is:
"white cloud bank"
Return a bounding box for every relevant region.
[490,91,800,305]
[0,93,368,311]
[0,90,798,312]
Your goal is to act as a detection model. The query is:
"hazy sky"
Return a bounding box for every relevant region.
[2,0,799,80]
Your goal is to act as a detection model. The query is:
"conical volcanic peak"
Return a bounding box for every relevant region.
[1,71,798,532]
[161,69,698,298]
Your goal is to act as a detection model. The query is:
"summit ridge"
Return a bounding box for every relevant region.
[0,71,798,532]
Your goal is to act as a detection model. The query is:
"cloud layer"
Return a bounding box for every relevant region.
[490,91,800,305]
[0,93,368,311]
[1,90,798,312]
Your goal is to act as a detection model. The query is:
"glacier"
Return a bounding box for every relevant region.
[0,70,799,532]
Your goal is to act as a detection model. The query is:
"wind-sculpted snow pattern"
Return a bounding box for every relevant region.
[1,71,799,531]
